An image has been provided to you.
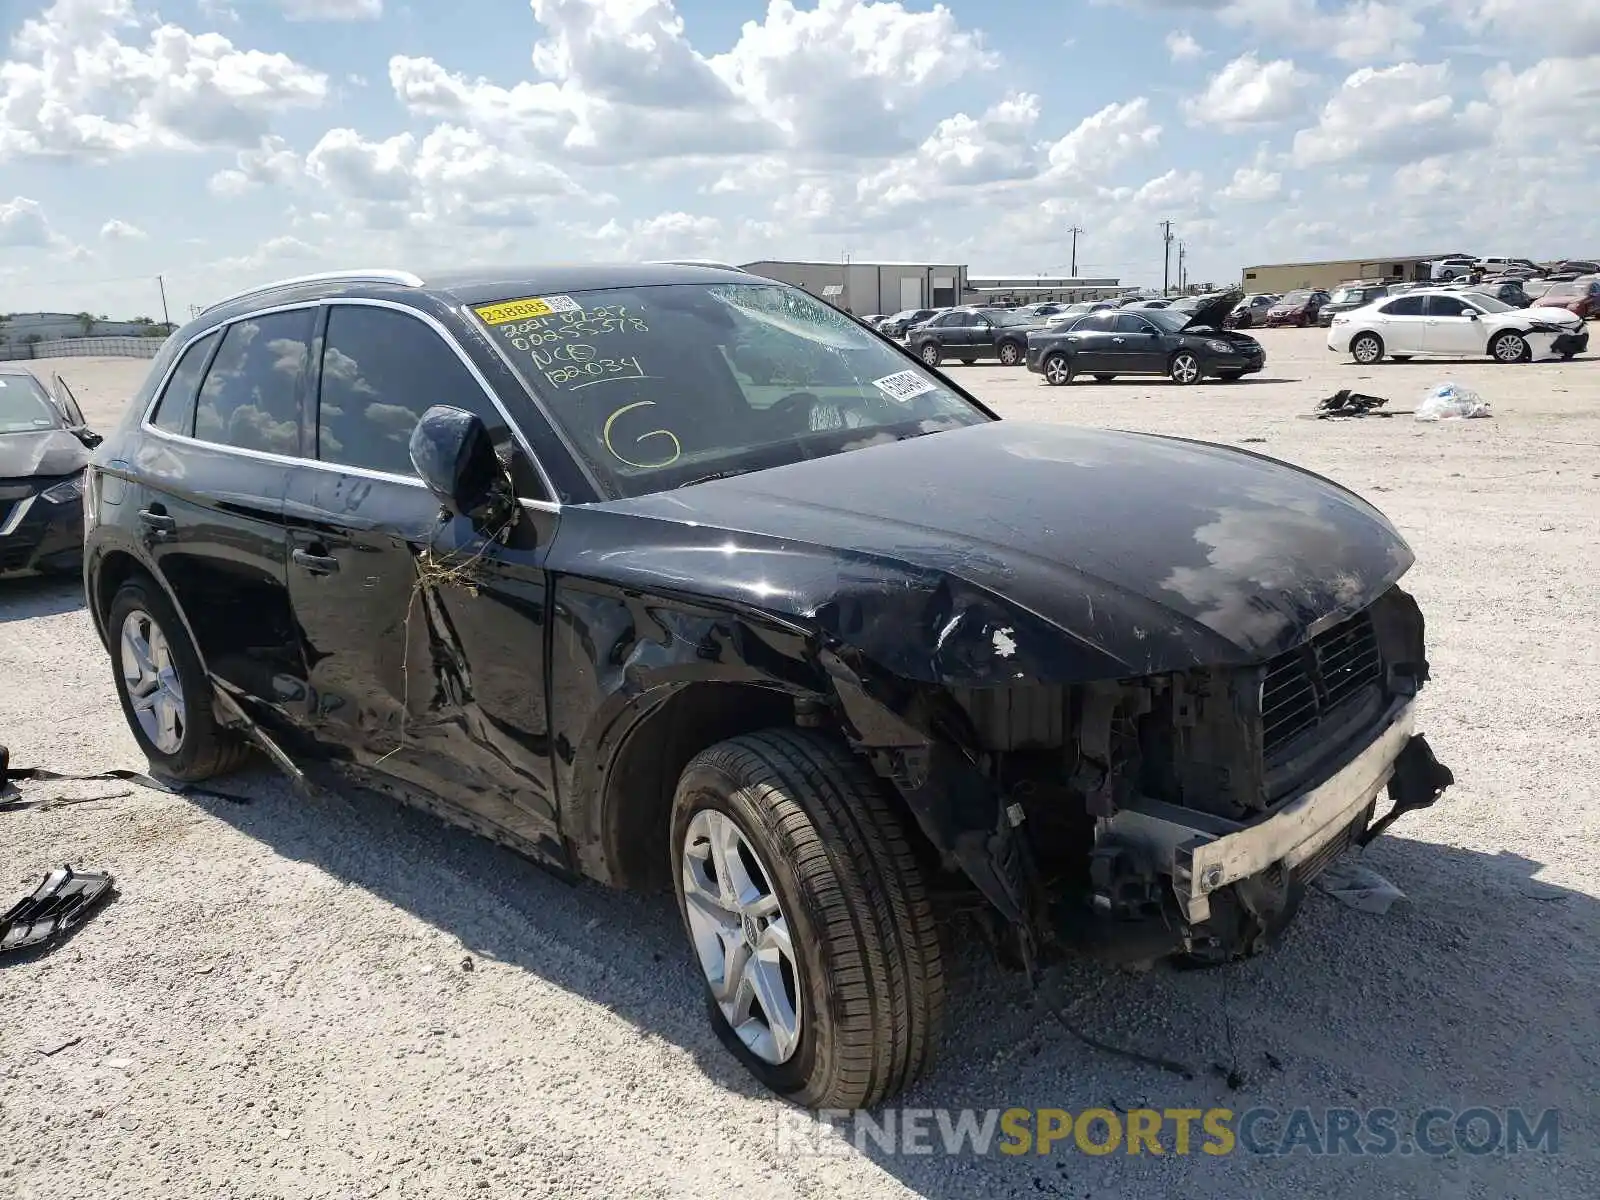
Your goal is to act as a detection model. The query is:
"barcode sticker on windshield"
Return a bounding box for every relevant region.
[873,370,936,402]
[474,294,583,325]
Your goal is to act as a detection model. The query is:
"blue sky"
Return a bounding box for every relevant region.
[2,0,1597,321]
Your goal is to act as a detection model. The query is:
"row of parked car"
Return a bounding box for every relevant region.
[1231,272,1600,331]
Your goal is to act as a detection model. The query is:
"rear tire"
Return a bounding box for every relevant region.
[108,576,250,782]
[997,341,1022,366]
[1349,333,1384,365]
[918,342,942,368]
[670,730,945,1110]
[1043,353,1073,386]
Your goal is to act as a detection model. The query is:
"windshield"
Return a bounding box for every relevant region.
[993,310,1038,327]
[1461,292,1513,313]
[1544,284,1580,298]
[1143,309,1193,332]
[474,283,990,500]
[1280,290,1312,303]
[0,373,64,435]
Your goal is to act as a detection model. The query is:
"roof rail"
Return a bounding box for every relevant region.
[202,268,425,314]
[646,259,748,273]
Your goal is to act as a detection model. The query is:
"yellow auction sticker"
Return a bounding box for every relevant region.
[473,294,581,325]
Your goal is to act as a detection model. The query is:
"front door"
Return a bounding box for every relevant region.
[282,300,562,854]
[1421,294,1484,356]
[1110,314,1165,372]
[1063,311,1118,372]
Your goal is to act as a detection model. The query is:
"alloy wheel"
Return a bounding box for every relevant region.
[999,343,1020,365]
[1352,335,1382,364]
[1044,355,1071,385]
[1171,352,1200,384]
[680,809,802,1065]
[1493,333,1527,363]
[120,609,186,755]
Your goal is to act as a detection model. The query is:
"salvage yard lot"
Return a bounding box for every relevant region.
[3,331,1598,1198]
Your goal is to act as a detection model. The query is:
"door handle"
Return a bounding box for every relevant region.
[1112,337,1125,343]
[138,508,176,538]
[291,548,340,575]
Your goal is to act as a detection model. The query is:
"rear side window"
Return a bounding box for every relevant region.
[1425,296,1470,317]
[194,310,313,455]
[1381,296,1425,316]
[316,304,503,479]
[149,331,218,436]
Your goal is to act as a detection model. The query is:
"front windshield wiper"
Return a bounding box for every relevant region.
[677,466,762,489]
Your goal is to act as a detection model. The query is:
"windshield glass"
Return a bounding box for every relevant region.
[1544,284,1580,298]
[1143,309,1193,332]
[1281,290,1311,303]
[1460,292,1513,313]
[474,283,990,500]
[0,373,64,435]
[993,310,1038,326]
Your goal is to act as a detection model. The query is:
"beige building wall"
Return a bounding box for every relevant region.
[1242,257,1435,293]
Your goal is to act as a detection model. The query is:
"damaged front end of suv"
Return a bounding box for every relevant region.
[823,582,1451,971]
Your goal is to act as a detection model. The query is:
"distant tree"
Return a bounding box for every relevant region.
[75,312,95,336]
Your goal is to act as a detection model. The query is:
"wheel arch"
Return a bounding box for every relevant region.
[590,681,821,891]
[89,547,208,676]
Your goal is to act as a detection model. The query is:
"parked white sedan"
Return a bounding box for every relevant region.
[1326,288,1589,364]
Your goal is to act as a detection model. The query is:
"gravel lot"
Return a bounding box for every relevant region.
[3,332,1598,1199]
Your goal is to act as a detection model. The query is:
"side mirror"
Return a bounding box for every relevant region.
[1465,310,1480,320]
[74,428,104,449]
[409,405,513,528]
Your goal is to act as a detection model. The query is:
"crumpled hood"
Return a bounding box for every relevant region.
[572,421,1414,685]
[0,429,89,479]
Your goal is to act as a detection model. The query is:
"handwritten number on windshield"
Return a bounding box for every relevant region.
[603,401,681,469]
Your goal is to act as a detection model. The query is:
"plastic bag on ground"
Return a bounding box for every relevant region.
[1415,381,1491,421]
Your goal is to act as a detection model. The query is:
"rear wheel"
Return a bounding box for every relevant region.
[918,342,942,368]
[670,730,945,1110]
[1043,353,1073,386]
[1169,350,1202,385]
[1490,331,1529,363]
[108,576,250,782]
[1349,332,1384,365]
[997,341,1022,366]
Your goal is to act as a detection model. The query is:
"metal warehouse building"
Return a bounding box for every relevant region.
[740,260,967,316]
[1241,252,1472,294]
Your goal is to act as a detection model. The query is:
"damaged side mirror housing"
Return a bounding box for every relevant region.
[409,405,513,529]
[74,427,103,449]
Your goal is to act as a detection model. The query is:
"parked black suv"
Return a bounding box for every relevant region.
[907,308,1042,366]
[85,264,1452,1111]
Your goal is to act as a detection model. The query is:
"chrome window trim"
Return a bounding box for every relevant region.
[139,296,562,509]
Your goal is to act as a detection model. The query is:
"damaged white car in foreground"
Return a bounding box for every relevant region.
[1328,288,1589,364]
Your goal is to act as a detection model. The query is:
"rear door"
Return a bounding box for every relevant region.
[281,299,562,849]
[1371,295,1428,353]
[1421,294,1483,356]
[1061,310,1117,371]
[968,314,998,357]
[133,311,309,728]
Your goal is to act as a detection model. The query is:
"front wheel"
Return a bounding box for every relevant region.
[1169,350,1202,385]
[1350,333,1384,365]
[918,342,942,368]
[671,730,945,1110]
[997,341,1022,366]
[1042,353,1073,386]
[1491,331,1530,363]
[108,576,250,782]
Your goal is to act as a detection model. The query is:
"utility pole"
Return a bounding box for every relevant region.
[1160,220,1175,295]
[156,274,171,327]
[1177,241,1187,293]
[1066,226,1083,276]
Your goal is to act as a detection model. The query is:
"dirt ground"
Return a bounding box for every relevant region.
[2,331,1598,1199]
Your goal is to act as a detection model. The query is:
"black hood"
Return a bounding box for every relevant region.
[559,421,1414,686]
[1181,288,1245,332]
[0,429,90,479]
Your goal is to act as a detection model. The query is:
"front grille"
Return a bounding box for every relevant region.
[1261,608,1383,763]
[0,545,33,572]
[1294,814,1361,884]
